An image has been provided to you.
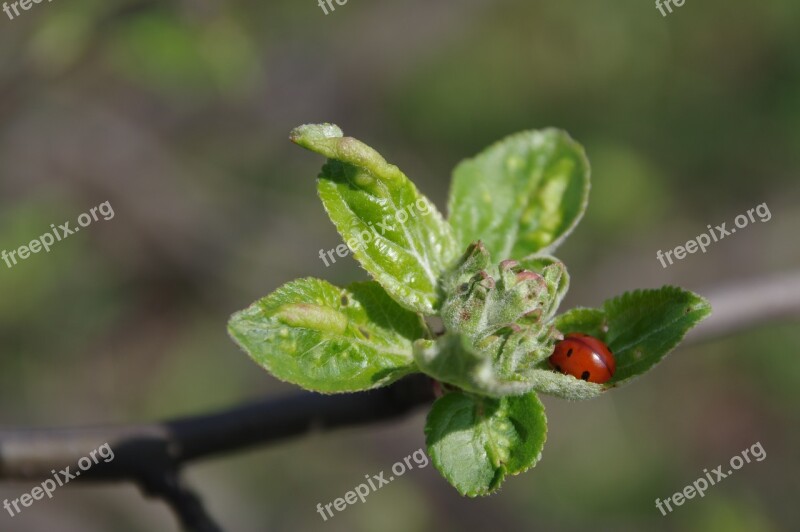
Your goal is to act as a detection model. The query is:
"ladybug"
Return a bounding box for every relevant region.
[548,333,616,384]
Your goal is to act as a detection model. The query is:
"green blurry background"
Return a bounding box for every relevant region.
[1,0,798,530]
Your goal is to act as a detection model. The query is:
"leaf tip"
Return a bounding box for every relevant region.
[289,123,343,148]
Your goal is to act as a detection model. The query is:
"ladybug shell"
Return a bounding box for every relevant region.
[548,333,616,384]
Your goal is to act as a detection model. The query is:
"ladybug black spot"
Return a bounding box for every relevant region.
[566,348,573,357]
[581,371,590,381]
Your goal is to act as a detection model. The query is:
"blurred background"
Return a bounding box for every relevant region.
[1,0,798,530]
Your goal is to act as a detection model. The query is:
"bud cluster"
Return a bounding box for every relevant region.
[441,242,567,374]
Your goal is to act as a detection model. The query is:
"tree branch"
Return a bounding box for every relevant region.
[686,270,800,343]
[0,374,435,480]
[0,374,436,530]
[138,470,224,532]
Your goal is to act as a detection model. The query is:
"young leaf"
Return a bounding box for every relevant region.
[425,390,547,496]
[290,124,459,314]
[515,365,606,401]
[228,278,426,393]
[414,334,536,397]
[552,286,712,391]
[447,129,590,260]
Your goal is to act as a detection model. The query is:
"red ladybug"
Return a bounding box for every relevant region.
[548,333,616,384]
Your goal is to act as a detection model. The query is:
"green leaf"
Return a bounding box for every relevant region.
[553,286,712,390]
[552,307,606,337]
[290,124,459,314]
[425,390,547,496]
[447,129,590,260]
[228,278,426,393]
[516,365,607,401]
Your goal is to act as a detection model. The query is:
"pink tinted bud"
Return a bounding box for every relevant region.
[478,270,496,288]
[516,270,541,282]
